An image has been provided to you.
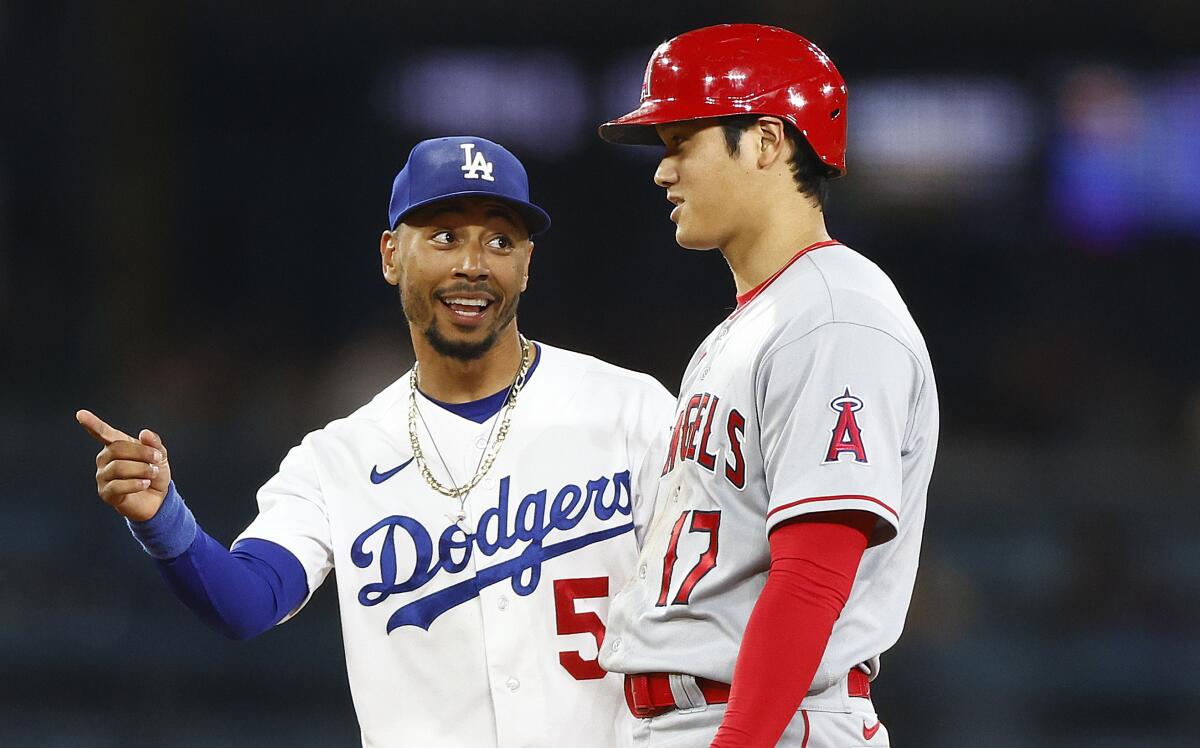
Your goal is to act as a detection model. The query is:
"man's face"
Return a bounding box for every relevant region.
[381,198,532,361]
[653,119,751,251]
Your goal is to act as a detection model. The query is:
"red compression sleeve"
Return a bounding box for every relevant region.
[709,510,875,748]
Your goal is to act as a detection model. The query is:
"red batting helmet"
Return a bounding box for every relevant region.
[599,24,848,176]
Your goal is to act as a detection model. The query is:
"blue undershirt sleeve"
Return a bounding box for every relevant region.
[127,482,310,640]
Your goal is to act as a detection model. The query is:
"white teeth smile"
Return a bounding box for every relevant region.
[442,297,491,318]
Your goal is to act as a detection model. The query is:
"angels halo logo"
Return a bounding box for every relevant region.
[824,388,868,464]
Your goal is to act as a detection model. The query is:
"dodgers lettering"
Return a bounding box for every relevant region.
[351,469,634,632]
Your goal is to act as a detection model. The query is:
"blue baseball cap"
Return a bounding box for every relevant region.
[388,136,551,236]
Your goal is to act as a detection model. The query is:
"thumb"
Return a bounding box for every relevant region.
[139,429,168,462]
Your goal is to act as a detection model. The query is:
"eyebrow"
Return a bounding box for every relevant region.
[484,206,521,227]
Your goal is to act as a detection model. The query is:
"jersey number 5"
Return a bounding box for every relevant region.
[657,510,721,606]
[553,577,609,680]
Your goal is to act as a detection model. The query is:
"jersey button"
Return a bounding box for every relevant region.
[484,477,496,489]
[638,563,647,579]
[474,436,488,449]
[610,637,622,652]
[497,595,509,611]
[505,677,520,692]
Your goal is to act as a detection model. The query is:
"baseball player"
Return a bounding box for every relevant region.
[77,136,676,747]
[595,25,939,747]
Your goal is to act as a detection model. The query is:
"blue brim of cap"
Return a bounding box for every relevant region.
[390,191,551,237]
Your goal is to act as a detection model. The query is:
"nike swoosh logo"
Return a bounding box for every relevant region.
[863,720,882,740]
[370,457,414,484]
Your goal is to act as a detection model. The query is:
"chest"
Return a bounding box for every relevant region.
[319,408,641,633]
[660,316,773,486]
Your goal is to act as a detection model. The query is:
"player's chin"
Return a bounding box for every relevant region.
[674,227,719,251]
[425,319,498,361]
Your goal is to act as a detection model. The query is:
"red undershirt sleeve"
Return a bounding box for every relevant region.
[709,510,874,748]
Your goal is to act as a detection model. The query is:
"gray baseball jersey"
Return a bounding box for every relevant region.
[600,241,938,713]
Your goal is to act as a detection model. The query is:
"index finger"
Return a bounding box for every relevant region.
[76,409,135,446]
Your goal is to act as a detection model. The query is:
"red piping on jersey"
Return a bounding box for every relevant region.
[768,494,899,522]
[801,710,810,748]
[734,240,843,311]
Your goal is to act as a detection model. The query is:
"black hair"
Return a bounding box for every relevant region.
[719,114,834,209]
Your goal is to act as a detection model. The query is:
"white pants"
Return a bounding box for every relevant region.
[616,696,890,748]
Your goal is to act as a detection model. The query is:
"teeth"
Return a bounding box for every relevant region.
[445,298,488,307]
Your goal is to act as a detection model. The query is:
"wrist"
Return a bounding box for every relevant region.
[127,482,198,560]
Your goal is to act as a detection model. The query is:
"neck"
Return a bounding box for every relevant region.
[410,322,525,403]
[720,200,831,296]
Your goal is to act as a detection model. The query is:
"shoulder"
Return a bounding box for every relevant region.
[297,374,410,449]
[333,375,409,426]
[768,243,928,358]
[797,244,910,329]
[536,342,674,403]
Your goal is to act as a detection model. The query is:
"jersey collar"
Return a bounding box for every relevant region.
[734,240,843,311]
[419,342,543,423]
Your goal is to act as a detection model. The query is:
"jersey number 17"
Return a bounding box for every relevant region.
[656,510,721,606]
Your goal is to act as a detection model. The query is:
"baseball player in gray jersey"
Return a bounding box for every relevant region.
[595,25,939,747]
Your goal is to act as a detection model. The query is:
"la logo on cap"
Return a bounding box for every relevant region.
[460,143,495,182]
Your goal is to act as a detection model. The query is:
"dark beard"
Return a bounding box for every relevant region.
[402,286,520,362]
[424,319,499,361]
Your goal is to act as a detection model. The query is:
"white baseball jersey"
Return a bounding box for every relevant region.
[601,241,938,712]
[235,342,675,747]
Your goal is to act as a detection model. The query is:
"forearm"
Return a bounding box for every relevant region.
[129,483,308,640]
[710,512,873,748]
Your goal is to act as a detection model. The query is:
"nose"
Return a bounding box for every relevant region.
[653,156,677,189]
[453,238,491,282]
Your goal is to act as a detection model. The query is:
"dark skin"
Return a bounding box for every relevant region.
[77,195,536,522]
[380,197,535,402]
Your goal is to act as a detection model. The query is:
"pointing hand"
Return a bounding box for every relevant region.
[77,409,173,522]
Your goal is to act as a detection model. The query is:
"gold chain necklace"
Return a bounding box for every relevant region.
[408,335,532,502]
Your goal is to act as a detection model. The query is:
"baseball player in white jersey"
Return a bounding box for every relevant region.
[595,25,939,747]
[77,136,675,747]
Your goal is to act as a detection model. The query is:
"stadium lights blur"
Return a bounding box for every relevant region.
[848,76,1038,201]
[376,50,588,158]
[1051,64,1200,248]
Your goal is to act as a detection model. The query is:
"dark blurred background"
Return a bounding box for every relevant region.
[3,1,1199,745]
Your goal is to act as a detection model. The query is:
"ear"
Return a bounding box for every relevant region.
[380,230,401,286]
[521,241,535,292]
[754,117,788,169]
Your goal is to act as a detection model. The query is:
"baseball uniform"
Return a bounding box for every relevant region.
[233,342,675,746]
[106,135,681,747]
[599,241,939,746]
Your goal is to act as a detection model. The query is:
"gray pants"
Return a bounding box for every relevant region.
[616,696,890,747]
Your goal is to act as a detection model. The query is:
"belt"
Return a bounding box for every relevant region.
[623,669,871,719]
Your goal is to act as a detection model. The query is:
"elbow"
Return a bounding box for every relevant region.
[204,615,271,641]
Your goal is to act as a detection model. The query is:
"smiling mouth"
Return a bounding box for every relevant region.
[440,296,494,320]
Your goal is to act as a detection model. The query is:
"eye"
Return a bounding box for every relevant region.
[487,234,514,250]
[430,229,454,245]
